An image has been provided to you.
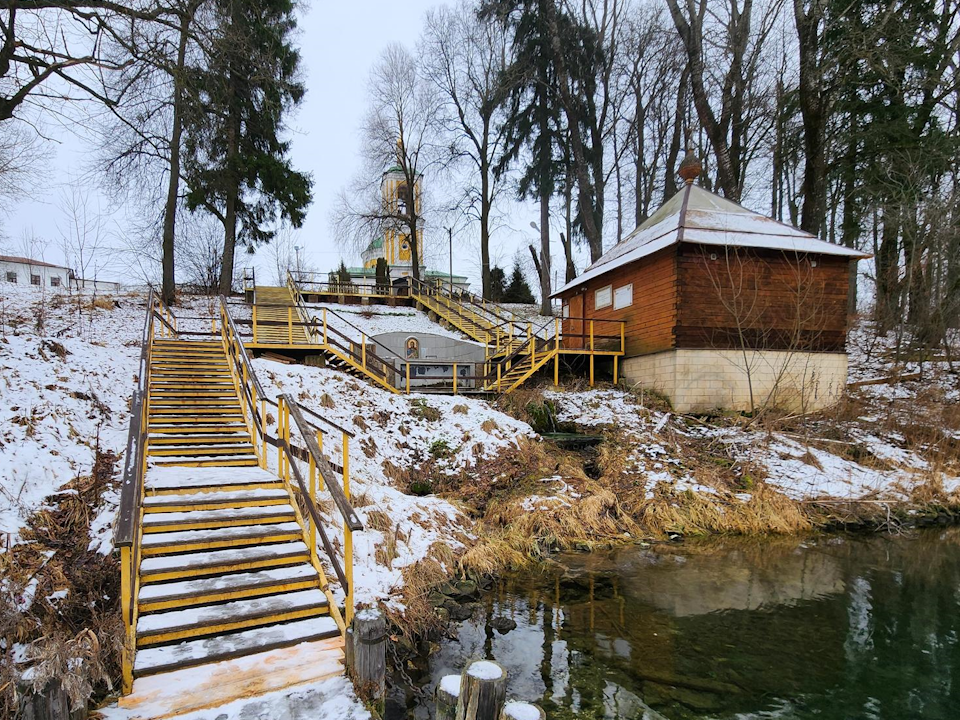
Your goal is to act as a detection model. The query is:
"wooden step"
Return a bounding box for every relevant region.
[149,455,259,468]
[148,424,249,434]
[141,504,295,533]
[129,626,342,695]
[150,388,237,396]
[140,522,303,556]
[148,406,243,415]
[139,541,309,583]
[147,434,251,446]
[149,398,244,408]
[135,588,330,646]
[137,564,319,613]
[145,466,284,493]
[143,487,289,513]
[146,444,257,458]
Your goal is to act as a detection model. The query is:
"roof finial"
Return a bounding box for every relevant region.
[678,128,701,185]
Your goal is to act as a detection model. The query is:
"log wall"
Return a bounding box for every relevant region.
[676,244,852,353]
[559,247,678,356]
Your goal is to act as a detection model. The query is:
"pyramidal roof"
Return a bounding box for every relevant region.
[553,184,870,296]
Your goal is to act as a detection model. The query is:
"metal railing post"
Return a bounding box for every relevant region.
[252,305,258,344]
[308,446,318,565]
[452,363,457,395]
[277,397,285,479]
[343,431,354,626]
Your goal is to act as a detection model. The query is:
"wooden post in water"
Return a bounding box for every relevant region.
[352,608,386,710]
[499,702,545,720]
[21,679,86,720]
[455,660,507,720]
[436,675,461,720]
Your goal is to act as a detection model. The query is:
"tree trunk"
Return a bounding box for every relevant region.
[480,158,492,299]
[218,13,243,296]
[161,6,192,306]
[875,205,901,332]
[539,190,552,316]
[666,0,740,201]
[663,67,687,200]
[794,0,828,236]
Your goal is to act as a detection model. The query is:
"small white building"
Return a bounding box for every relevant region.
[0,255,121,291]
[0,255,71,289]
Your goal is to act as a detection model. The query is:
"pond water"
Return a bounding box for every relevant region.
[399,529,960,719]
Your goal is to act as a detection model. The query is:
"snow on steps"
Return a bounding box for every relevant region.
[136,588,329,643]
[142,487,289,512]
[120,633,345,717]
[138,565,319,606]
[139,541,310,579]
[140,522,303,554]
[145,465,283,491]
[141,504,295,531]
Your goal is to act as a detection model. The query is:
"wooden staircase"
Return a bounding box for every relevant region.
[117,295,359,716]
[251,284,402,393]
[251,286,309,344]
[484,346,559,393]
[147,340,258,467]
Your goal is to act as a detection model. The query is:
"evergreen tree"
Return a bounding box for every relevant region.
[375,257,391,294]
[488,265,507,302]
[481,0,564,315]
[502,261,535,304]
[183,0,312,294]
[332,260,353,291]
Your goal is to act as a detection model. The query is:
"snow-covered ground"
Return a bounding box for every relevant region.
[0,287,221,545]
[4,285,960,718]
[253,360,533,608]
[304,302,469,344]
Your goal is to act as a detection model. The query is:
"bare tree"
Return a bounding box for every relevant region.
[333,44,440,283]
[422,2,512,299]
[665,0,783,201]
[617,4,686,227]
[0,119,50,216]
[57,184,108,287]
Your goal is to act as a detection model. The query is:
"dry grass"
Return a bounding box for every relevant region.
[452,404,469,415]
[384,551,450,647]
[1,449,122,716]
[364,509,393,532]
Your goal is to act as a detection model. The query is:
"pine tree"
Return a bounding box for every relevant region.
[183,0,312,294]
[375,257,391,294]
[502,261,535,304]
[481,0,564,315]
[332,261,353,291]
[488,265,507,302]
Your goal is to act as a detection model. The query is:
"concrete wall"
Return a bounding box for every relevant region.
[0,261,69,288]
[373,331,486,388]
[622,348,847,413]
[373,332,485,363]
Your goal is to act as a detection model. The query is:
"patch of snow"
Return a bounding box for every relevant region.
[502,701,542,720]
[439,674,461,697]
[467,659,504,680]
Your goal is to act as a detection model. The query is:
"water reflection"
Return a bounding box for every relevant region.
[409,529,960,719]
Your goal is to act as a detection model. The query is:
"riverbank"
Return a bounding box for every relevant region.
[396,528,960,719]
[1,287,958,715]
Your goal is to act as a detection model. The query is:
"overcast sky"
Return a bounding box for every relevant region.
[3,0,591,291]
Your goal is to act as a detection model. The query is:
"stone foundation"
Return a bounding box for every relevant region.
[621,348,847,413]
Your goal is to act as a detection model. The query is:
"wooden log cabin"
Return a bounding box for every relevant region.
[553,168,869,413]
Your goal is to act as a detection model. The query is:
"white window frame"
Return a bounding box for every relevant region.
[594,285,612,309]
[613,283,633,310]
[562,302,569,319]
